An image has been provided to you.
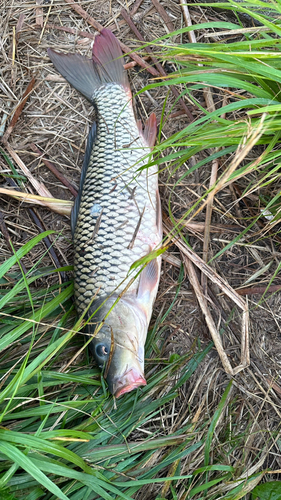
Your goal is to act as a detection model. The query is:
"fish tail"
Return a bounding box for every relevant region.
[47,29,130,102]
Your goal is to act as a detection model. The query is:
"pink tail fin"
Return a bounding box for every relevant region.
[92,29,129,89]
[48,29,129,102]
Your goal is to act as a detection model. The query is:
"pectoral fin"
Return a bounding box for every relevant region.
[136,119,143,136]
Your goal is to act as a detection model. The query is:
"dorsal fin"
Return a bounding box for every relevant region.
[143,113,157,150]
[71,122,96,236]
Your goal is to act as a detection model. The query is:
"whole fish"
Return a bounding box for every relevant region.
[48,29,162,397]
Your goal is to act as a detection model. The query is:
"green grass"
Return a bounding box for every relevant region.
[139,1,281,251]
[0,235,267,500]
[0,240,213,499]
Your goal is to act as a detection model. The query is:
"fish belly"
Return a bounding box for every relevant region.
[74,84,159,313]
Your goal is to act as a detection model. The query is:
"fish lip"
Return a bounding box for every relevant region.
[112,368,147,398]
[115,378,147,398]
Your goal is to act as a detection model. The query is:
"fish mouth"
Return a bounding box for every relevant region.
[113,368,147,398]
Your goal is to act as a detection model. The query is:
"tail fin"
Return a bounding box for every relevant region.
[47,29,129,102]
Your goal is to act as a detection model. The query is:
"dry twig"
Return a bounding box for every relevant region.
[121,9,194,121]
[151,0,174,33]
[35,0,44,27]
[15,13,25,41]
[164,215,250,376]
[185,257,235,374]
[130,0,145,16]
[236,284,281,296]
[0,188,72,216]
[30,144,78,198]
[179,0,196,43]
[5,144,53,199]
[45,23,95,40]
[2,77,36,144]
[63,0,159,76]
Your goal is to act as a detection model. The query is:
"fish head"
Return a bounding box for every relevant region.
[87,295,148,397]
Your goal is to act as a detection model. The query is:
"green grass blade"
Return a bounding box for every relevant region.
[0,442,69,500]
[0,231,55,280]
[0,284,73,351]
[204,380,233,466]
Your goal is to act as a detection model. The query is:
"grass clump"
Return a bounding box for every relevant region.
[0,245,212,499]
[144,1,281,242]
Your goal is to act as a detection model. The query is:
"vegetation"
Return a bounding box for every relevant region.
[1,0,281,498]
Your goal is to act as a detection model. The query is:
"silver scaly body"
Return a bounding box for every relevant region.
[74,84,159,310]
[48,29,162,397]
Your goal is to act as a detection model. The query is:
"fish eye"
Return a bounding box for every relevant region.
[95,343,109,358]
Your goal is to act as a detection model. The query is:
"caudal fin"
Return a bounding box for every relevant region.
[48,29,129,102]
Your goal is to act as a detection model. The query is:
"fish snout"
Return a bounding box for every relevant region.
[112,368,147,398]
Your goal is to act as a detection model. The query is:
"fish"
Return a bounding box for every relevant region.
[48,29,162,398]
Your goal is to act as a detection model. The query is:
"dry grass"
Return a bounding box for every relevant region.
[1,0,281,498]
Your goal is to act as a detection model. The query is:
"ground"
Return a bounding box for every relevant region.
[1,0,281,499]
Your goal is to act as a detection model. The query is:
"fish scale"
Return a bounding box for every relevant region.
[73,84,159,311]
